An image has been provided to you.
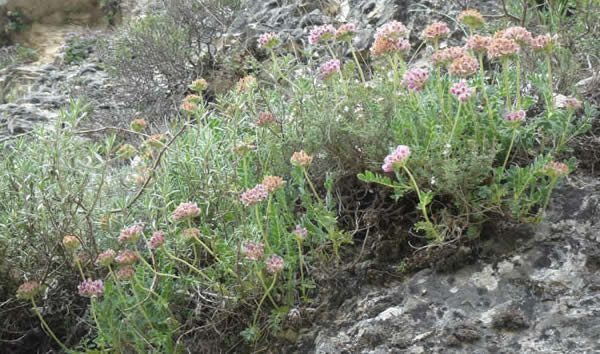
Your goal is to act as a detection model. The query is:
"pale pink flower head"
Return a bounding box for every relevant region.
[149,231,166,249]
[319,59,341,81]
[431,47,468,67]
[422,22,450,41]
[309,24,336,44]
[78,279,104,298]
[531,33,559,53]
[119,224,144,243]
[95,249,116,267]
[565,97,582,111]
[292,225,308,240]
[401,69,430,92]
[382,145,411,172]
[254,112,276,127]
[450,80,475,102]
[291,151,313,167]
[502,26,533,47]
[505,110,526,125]
[458,9,485,28]
[335,23,357,42]
[258,32,281,49]
[16,281,43,300]
[115,250,139,265]
[189,78,208,92]
[241,184,268,206]
[130,119,147,133]
[449,55,479,78]
[243,241,264,261]
[266,254,285,273]
[262,175,285,193]
[116,267,135,281]
[172,202,202,222]
[375,21,409,40]
[488,38,520,59]
[466,35,492,54]
[370,37,411,57]
[181,227,201,242]
[541,161,569,178]
[63,235,80,249]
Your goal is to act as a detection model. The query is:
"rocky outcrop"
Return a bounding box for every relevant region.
[1,0,103,26]
[286,178,600,353]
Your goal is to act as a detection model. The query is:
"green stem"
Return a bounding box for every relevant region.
[296,239,306,300]
[90,299,105,342]
[447,102,462,148]
[546,53,554,112]
[130,278,156,330]
[190,234,238,278]
[402,166,438,241]
[133,243,179,279]
[516,55,521,110]
[537,177,558,223]
[163,247,214,285]
[303,167,323,205]
[478,53,495,136]
[349,42,366,83]
[255,204,271,252]
[108,264,128,302]
[270,49,299,91]
[503,57,511,110]
[75,259,86,282]
[253,273,278,327]
[31,298,71,353]
[502,128,518,172]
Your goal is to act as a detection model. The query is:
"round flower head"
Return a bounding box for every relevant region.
[422,22,450,41]
[292,225,308,240]
[531,33,559,53]
[382,145,410,172]
[449,54,479,78]
[488,37,520,59]
[243,241,264,261]
[189,78,208,92]
[401,69,430,92]
[541,161,569,178]
[375,21,409,40]
[450,80,475,102]
[335,23,357,42]
[502,26,533,47]
[370,37,411,57]
[309,24,336,45]
[505,110,526,125]
[466,35,492,53]
[181,227,201,242]
[258,32,281,50]
[431,47,468,67]
[172,202,202,222]
[95,249,116,267]
[291,151,313,167]
[130,119,147,133]
[457,9,485,28]
[63,235,80,249]
[319,59,341,81]
[117,144,137,160]
[78,279,104,298]
[149,231,166,249]
[146,134,167,149]
[73,252,88,266]
[237,75,256,93]
[262,175,286,193]
[254,112,276,127]
[184,94,201,105]
[266,254,285,273]
[16,281,43,300]
[117,267,135,281]
[565,97,582,111]
[115,250,139,265]
[119,224,144,243]
[241,184,268,206]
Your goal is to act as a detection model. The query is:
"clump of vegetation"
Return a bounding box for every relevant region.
[1,6,597,353]
[60,31,102,65]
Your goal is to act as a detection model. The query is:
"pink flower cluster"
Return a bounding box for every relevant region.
[531,33,559,52]
[431,47,468,67]
[449,54,479,77]
[117,267,135,280]
[505,110,526,123]
[182,227,201,241]
[488,38,520,59]
[149,231,166,249]
[266,254,285,273]
[172,202,201,222]
[422,22,450,41]
[119,225,143,243]
[370,37,411,57]
[115,250,139,265]
[502,26,533,46]
[319,59,341,80]
[16,281,42,300]
[335,23,357,41]
[95,249,116,267]
[401,69,430,92]
[243,241,264,261]
[78,279,104,298]
[382,145,411,172]
[375,21,409,40]
[466,35,492,53]
[565,97,582,110]
[241,184,268,206]
[450,80,475,102]
[541,161,569,178]
[293,225,308,240]
[309,24,336,44]
[257,32,281,49]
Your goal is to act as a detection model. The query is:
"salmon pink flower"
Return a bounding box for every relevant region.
[541,162,569,178]
[119,225,144,243]
[370,37,411,57]
[172,202,201,222]
[488,38,520,59]
[115,250,139,265]
[149,231,166,249]
[262,175,285,193]
[431,47,468,67]
[458,9,485,28]
[254,112,276,126]
[130,119,147,132]
[449,54,479,77]
[241,184,268,206]
[291,151,313,166]
[531,33,559,53]
[16,281,43,300]
[502,26,533,47]
[63,235,80,249]
[95,249,116,267]
[422,22,450,41]
[117,267,135,280]
[466,35,492,53]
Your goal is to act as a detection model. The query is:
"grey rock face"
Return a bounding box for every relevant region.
[289,178,600,353]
